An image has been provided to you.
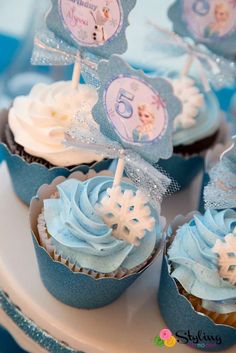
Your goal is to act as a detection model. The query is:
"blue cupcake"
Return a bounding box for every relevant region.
[159,210,236,351]
[30,170,164,309]
[0,81,103,205]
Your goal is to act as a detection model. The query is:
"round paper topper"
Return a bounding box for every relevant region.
[93,56,182,163]
[169,0,236,59]
[104,76,168,144]
[59,0,123,47]
[44,0,136,59]
[183,0,236,42]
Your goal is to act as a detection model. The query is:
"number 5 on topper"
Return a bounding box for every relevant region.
[93,56,182,186]
[66,56,182,200]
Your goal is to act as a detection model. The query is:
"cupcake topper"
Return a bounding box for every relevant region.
[169,0,236,61]
[67,55,182,204]
[213,228,236,286]
[32,0,137,87]
[204,136,236,209]
[147,22,236,90]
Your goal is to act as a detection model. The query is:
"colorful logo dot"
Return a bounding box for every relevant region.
[160,329,172,341]
[154,335,165,347]
[164,336,177,348]
[154,328,177,348]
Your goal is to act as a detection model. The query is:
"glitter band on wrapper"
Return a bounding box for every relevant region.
[0,290,84,353]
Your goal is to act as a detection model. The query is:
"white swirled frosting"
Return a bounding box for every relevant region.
[9,81,102,166]
[173,76,204,130]
[171,77,221,146]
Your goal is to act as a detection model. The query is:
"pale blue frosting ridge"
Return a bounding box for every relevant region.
[43,176,159,273]
[168,209,236,300]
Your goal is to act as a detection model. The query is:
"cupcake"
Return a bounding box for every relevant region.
[0,81,104,205]
[158,76,223,189]
[30,169,164,309]
[158,210,236,351]
[169,208,236,325]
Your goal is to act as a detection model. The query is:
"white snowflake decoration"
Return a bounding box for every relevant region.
[96,186,155,246]
[213,229,236,286]
[172,76,204,130]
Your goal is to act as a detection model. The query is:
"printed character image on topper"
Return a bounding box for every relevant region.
[183,0,236,41]
[204,2,230,38]
[104,76,168,145]
[133,104,157,143]
[90,5,111,43]
[59,0,123,47]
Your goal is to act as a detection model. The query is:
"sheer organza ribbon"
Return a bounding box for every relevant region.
[65,106,178,207]
[32,28,100,87]
[147,22,236,90]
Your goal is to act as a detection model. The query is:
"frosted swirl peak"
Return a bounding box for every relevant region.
[172,76,204,130]
[9,81,101,166]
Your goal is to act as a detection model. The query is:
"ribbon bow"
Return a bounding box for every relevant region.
[147,22,236,90]
[65,106,178,207]
[32,28,100,87]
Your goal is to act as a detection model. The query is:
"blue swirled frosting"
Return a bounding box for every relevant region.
[173,91,220,147]
[168,209,236,301]
[43,176,160,273]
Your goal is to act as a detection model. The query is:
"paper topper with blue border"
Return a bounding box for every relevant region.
[32,0,136,72]
[168,0,236,60]
[92,55,182,163]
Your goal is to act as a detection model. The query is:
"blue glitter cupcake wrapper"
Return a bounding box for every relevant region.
[158,258,236,351]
